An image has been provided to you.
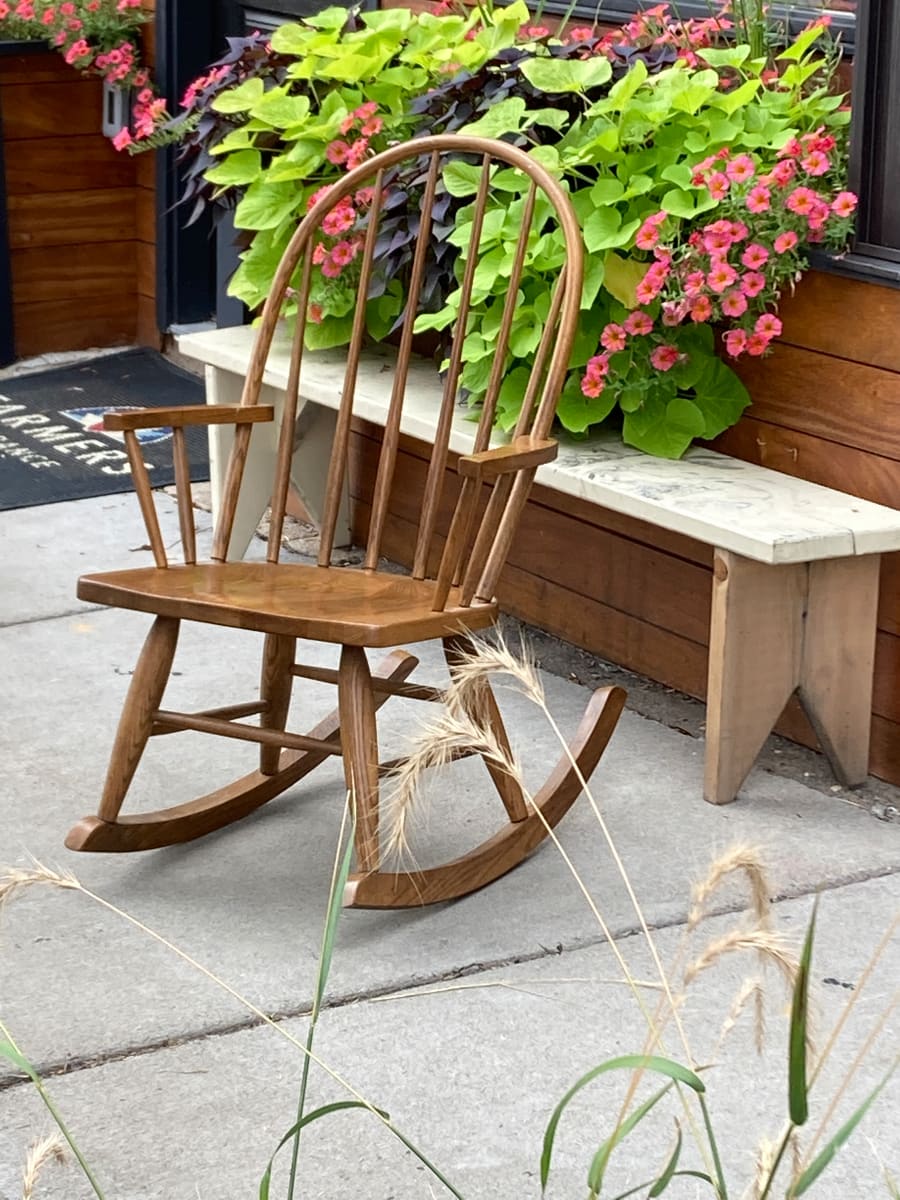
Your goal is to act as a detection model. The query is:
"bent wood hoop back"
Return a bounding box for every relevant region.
[213,134,584,606]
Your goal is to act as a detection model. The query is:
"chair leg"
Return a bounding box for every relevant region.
[443,635,529,822]
[98,616,180,823]
[338,645,380,873]
[259,634,296,776]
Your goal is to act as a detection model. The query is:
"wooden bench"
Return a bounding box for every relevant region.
[178,325,900,807]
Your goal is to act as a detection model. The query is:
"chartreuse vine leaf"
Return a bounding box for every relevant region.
[603,253,648,310]
[249,88,311,127]
[519,55,612,94]
[211,75,265,113]
[459,96,528,138]
[234,180,302,230]
[555,376,618,433]
[204,149,262,187]
[540,1055,705,1191]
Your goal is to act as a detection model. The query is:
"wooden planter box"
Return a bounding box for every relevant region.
[0,47,156,358]
[349,269,900,788]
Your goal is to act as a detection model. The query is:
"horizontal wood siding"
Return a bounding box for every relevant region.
[0,46,160,356]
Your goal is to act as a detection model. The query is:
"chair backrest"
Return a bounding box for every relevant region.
[212,134,584,608]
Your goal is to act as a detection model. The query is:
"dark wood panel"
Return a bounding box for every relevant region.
[136,184,157,244]
[136,292,162,349]
[0,52,76,85]
[879,554,900,637]
[1,80,104,140]
[3,135,135,194]
[10,243,135,304]
[711,416,900,508]
[7,189,138,249]
[13,295,136,357]
[137,240,156,299]
[778,269,900,375]
[732,344,900,461]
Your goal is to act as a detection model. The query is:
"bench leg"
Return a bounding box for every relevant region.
[704,550,880,805]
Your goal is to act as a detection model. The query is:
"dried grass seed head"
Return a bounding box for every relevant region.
[689,844,772,931]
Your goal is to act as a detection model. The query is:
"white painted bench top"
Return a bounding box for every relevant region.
[178,325,900,566]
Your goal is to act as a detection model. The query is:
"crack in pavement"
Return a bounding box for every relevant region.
[2,864,897,1094]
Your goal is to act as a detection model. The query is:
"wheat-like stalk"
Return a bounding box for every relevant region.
[0,863,79,912]
[688,844,771,931]
[684,928,799,991]
[21,1133,67,1199]
[712,975,766,1060]
[442,629,545,712]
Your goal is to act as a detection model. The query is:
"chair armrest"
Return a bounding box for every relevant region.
[457,435,558,481]
[102,405,275,432]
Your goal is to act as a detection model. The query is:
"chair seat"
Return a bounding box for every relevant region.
[77,562,498,647]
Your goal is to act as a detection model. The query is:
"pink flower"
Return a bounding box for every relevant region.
[340,115,356,135]
[684,271,706,298]
[721,289,748,318]
[661,299,689,326]
[706,259,738,294]
[832,191,858,218]
[330,240,357,267]
[312,242,327,265]
[728,221,749,243]
[702,228,732,255]
[746,332,772,356]
[308,303,324,325]
[773,230,799,254]
[770,159,797,187]
[636,276,663,304]
[746,185,771,214]
[624,311,654,336]
[346,138,370,169]
[355,102,378,120]
[707,172,730,200]
[690,295,713,322]
[786,186,818,215]
[307,185,332,212]
[755,313,783,338]
[361,117,383,137]
[355,186,375,208]
[520,23,550,37]
[580,374,606,398]
[585,353,610,378]
[321,203,356,236]
[740,272,767,298]
[635,220,660,251]
[567,25,595,42]
[801,150,830,176]
[741,243,769,269]
[600,323,627,353]
[650,344,680,372]
[723,329,747,357]
[321,256,343,279]
[726,154,755,184]
[325,140,351,166]
[112,127,133,151]
[777,137,802,160]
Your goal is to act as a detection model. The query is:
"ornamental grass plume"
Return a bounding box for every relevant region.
[21,1132,67,1200]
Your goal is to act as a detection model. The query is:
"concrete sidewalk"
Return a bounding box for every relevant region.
[1,491,898,1199]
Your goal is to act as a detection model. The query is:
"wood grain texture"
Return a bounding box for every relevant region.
[731,345,900,461]
[1,80,105,139]
[259,634,296,775]
[3,134,136,194]
[10,243,136,303]
[103,405,273,431]
[338,645,380,872]
[7,190,139,249]
[777,270,900,374]
[12,296,136,356]
[0,51,77,85]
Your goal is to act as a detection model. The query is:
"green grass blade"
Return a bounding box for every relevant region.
[788,897,818,1126]
[587,1081,674,1193]
[610,1170,715,1200]
[261,1101,386,1199]
[286,807,355,1200]
[788,1057,899,1197]
[0,1033,107,1199]
[649,1122,684,1196]
[541,1055,705,1193]
[697,1092,729,1200]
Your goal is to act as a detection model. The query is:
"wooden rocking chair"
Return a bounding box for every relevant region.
[66,135,626,907]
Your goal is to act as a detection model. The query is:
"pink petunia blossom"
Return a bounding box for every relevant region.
[801,149,830,176]
[786,186,818,215]
[728,221,749,243]
[346,138,370,169]
[321,256,343,280]
[585,353,610,378]
[684,271,706,298]
[330,240,357,267]
[361,117,383,137]
[723,329,747,357]
[754,313,783,338]
[321,203,356,237]
[355,102,378,120]
[580,374,606,398]
[773,230,799,254]
[741,243,769,269]
[832,191,858,218]
[707,172,730,200]
[624,311,654,337]
[726,154,756,184]
[112,127,133,151]
[662,299,690,326]
[689,295,713,322]
[746,332,772,356]
[721,290,748,318]
[740,272,767,298]
[325,140,351,166]
[706,259,738,293]
[650,344,680,371]
[745,185,771,214]
[600,323,627,353]
[635,220,660,251]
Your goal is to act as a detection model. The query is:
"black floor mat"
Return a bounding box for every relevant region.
[0,349,209,511]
